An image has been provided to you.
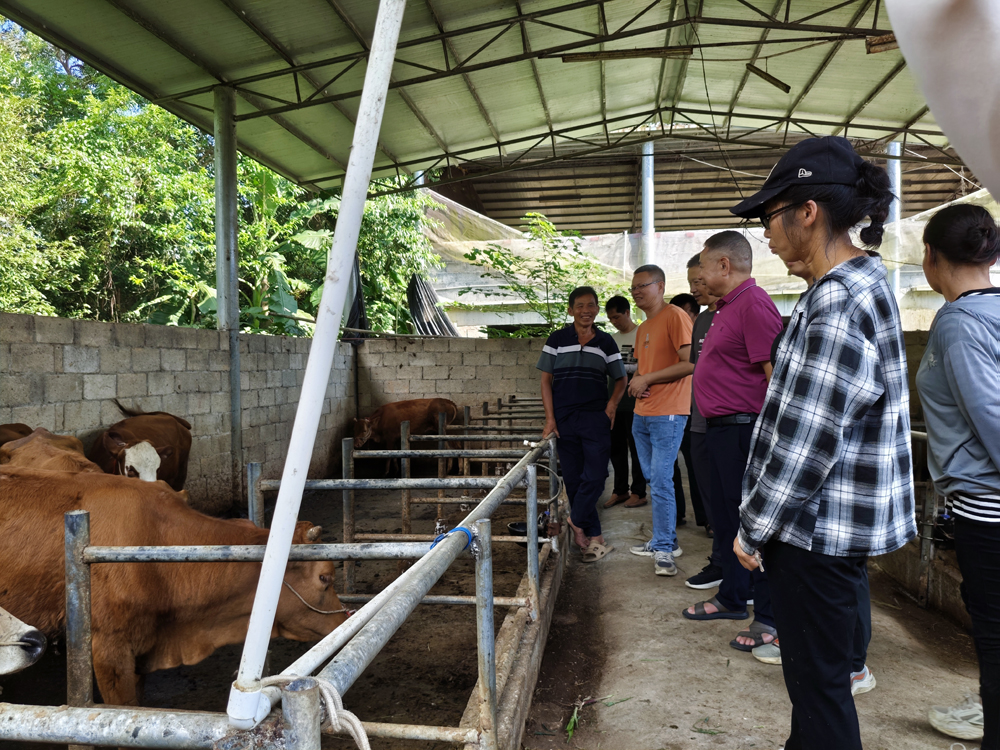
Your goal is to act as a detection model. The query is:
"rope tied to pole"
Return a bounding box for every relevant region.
[282,580,350,615]
[261,674,371,750]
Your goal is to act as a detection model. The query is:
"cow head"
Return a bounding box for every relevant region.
[104,431,168,482]
[275,524,349,639]
[353,418,373,448]
[0,607,46,675]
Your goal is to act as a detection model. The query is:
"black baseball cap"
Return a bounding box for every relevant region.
[730,136,866,219]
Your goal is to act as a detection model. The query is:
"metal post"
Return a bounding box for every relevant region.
[247,462,264,527]
[282,678,322,750]
[65,510,93,750]
[342,438,355,594]
[474,518,498,750]
[463,405,471,478]
[227,0,408,728]
[401,420,411,535]
[525,465,540,621]
[640,140,655,266]
[887,140,902,298]
[214,85,244,511]
[436,411,447,531]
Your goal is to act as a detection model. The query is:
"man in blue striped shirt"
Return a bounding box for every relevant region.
[538,286,627,561]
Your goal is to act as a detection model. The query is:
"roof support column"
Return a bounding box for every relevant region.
[214,86,244,513]
[887,140,902,297]
[641,140,655,265]
[226,0,408,730]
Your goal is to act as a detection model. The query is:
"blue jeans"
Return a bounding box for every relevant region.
[632,414,687,552]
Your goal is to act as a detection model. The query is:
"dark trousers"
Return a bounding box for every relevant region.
[610,408,645,497]
[766,540,867,750]
[691,431,722,567]
[705,423,772,625]
[854,563,871,673]
[955,516,1000,750]
[556,410,611,538]
[673,423,707,525]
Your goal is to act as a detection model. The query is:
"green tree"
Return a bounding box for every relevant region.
[461,212,627,336]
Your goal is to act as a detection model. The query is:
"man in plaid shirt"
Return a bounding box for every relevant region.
[731,136,916,750]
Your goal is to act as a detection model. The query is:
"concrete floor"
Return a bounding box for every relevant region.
[524,469,980,750]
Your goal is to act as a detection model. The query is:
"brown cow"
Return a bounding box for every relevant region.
[0,428,102,473]
[88,400,192,490]
[0,423,32,448]
[0,467,347,706]
[353,398,459,475]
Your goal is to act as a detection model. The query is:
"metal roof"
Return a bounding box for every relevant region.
[0,0,958,197]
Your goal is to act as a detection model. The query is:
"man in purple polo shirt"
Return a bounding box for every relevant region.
[682,231,783,656]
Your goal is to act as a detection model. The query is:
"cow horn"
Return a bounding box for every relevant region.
[306,525,322,541]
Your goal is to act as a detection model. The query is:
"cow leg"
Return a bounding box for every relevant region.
[92,635,141,706]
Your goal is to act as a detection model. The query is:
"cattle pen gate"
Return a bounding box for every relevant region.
[0,396,568,750]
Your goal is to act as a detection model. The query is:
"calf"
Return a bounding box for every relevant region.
[88,400,192,490]
[0,428,102,473]
[0,606,46,675]
[353,398,459,475]
[0,467,347,706]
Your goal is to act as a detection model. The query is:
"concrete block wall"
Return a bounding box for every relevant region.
[356,337,543,415]
[0,313,354,514]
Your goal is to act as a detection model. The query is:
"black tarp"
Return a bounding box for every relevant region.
[407,274,459,337]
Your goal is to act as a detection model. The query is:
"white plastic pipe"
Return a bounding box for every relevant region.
[226,0,408,729]
[886,141,902,298]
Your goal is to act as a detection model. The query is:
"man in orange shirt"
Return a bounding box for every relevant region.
[627,264,695,576]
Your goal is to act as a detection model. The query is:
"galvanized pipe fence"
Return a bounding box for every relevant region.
[2,429,564,750]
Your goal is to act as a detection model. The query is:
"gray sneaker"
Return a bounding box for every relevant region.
[654,550,677,576]
[630,540,654,557]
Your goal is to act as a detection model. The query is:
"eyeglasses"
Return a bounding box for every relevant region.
[760,203,802,230]
[629,280,658,294]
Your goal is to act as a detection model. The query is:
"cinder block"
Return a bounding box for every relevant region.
[435,380,458,394]
[265,337,283,353]
[448,338,476,352]
[74,320,113,347]
[248,336,266,353]
[63,345,99,373]
[143,325,178,349]
[161,349,186,371]
[475,339,500,351]
[100,347,132,374]
[100,399,128,426]
[273,352,289,370]
[209,351,229,371]
[516,378,539,395]
[265,440,286,464]
[9,343,56,373]
[130,348,160,372]
[148,372,176,396]
[160,393,189,417]
[248,371,266,390]
[242,389,259,409]
[84,374,116,401]
[240,372,250,391]
[187,392,212,415]
[501,365,527,381]
[0,407,11,424]
[12,403,56,430]
[258,389,276,407]
[517,350,539,366]
[34,316,74,344]
[186,349,209,371]
[381,380,410,394]
[448,365,477,381]
[422,365,450,380]
[44,375,83,404]
[5,375,43,406]
[1,313,35,343]
[111,323,145,347]
[266,370,282,389]
[117,373,147,398]
[489,351,518,366]
[62,400,102,431]
[135,395,163,413]
[210,392,229,413]
[461,351,490,366]
[283,371,299,388]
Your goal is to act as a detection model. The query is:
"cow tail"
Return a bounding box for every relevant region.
[113,398,144,418]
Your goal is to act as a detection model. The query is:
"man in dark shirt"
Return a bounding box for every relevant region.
[604,295,647,508]
[538,286,627,560]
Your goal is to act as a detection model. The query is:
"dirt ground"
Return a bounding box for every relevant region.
[522,469,980,750]
[0,456,981,750]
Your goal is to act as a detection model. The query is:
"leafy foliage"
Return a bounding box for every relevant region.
[0,21,441,336]
[461,213,628,336]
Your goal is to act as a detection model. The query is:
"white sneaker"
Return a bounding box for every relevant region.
[850,664,876,696]
[629,540,654,557]
[673,545,683,558]
[929,694,985,740]
[653,550,677,576]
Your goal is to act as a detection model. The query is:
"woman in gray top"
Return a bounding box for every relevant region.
[916,203,1000,749]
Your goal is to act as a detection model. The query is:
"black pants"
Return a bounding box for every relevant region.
[955,516,1000,750]
[705,423,772,624]
[673,423,706,525]
[610,408,645,497]
[766,540,867,750]
[854,563,871,673]
[690,431,721,567]
[556,410,612,538]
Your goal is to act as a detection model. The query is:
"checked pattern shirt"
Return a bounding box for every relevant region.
[738,254,917,558]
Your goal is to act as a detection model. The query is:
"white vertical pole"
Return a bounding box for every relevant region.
[214,86,244,507]
[640,140,655,266]
[226,0,408,729]
[887,140,902,297]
